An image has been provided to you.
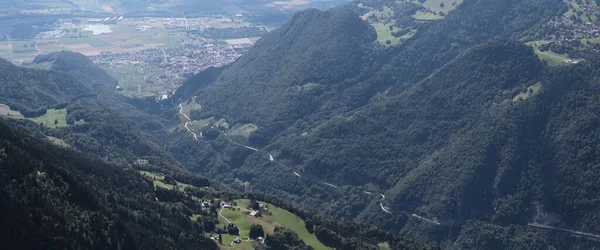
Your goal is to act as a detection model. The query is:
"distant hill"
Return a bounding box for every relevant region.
[0,57,93,116]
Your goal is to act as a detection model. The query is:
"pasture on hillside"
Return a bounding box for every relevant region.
[28,108,68,128]
[217,199,331,250]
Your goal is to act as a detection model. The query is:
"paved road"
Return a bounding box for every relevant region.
[528,223,600,241]
[179,104,199,140]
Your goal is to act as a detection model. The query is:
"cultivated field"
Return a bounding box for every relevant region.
[0,18,189,63]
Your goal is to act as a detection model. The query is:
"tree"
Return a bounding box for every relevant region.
[440,2,445,8]
[305,220,314,234]
[54,119,58,125]
[218,233,223,244]
[249,224,265,239]
[251,201,260,210]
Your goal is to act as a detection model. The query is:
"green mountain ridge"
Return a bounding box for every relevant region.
[164,0,600,248]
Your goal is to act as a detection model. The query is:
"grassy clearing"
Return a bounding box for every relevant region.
[416,0,463,13]
[535,50,568,66]
[139,170,197,191]
[525,40,568,66]
[218,234,254,250]
[378,242,392,250]
[513,82,542,102]
[413,10,444,20]
[28,108,67,128]
[217,199,330,250]
[226,124,258,145]
[190,214,202,222]
[371,22,401,46]
[0,104,24,118]
[361,6,394,20]
[181,101,202,116]
[47,136,70,148]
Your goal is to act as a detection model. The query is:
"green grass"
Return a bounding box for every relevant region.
[371,22,401,46]
[102,64,171,98]
[413,10,444,20]
[525,40,568,66]
[57,37,113,47]
[513,82,542,102]
[47,136,70,148]
[378,242,392,250]
[181,101,202,116]
[140,35,188,48]
[28,108,67,128]
[217,199,330,250]
[416,0,463,13]
[226,124,258,145]
[0,104,23,118]
[535,50,567,66]
[139,171,198,191]
[191,118,212,128]
[261,201,329,250]
[190,214,202,222]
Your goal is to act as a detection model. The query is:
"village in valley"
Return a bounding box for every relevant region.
[525,0,600,66]
[0,15,265,99]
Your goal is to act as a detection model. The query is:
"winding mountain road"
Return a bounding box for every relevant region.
[176,104,393,214]
[179,104,199,140]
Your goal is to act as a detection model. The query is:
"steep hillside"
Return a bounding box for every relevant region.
[189,6,377,138]
[0,120,218,250]
[0,57,93,116]
[161,0,600,247]
[33,52,117,91]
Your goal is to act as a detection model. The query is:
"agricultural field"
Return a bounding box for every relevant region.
[217,199,330,250]
[0,18,190,63]
[28,108,68,128]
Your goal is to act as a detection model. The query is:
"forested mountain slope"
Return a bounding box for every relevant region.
[0,57,93,116]
[165,0,600,248]
[0,121,218,250]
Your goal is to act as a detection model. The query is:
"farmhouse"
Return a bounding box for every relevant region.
[220,201,232,208]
